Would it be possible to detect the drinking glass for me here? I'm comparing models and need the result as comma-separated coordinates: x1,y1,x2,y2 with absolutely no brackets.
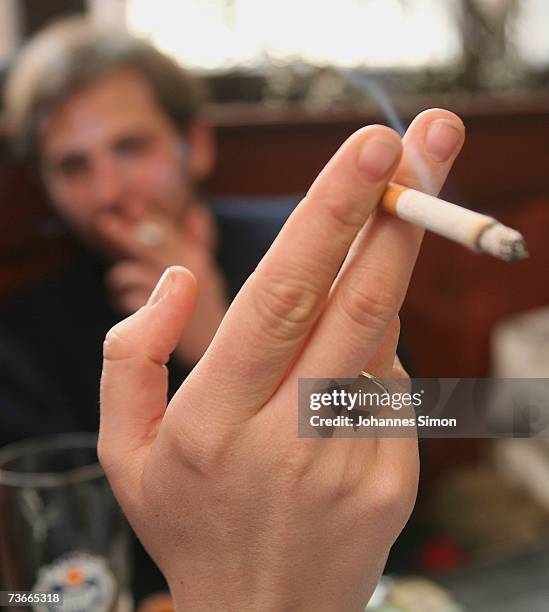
0,433,131,611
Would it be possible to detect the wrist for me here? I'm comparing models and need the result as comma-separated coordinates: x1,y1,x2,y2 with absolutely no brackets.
169,583,330,612
167,570,368,612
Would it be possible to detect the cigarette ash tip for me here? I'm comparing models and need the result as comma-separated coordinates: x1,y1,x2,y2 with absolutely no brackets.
477,223,529,262
506,236,529,262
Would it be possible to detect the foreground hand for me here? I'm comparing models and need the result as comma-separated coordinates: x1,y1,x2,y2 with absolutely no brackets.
100,109,464,611
99,204,228,364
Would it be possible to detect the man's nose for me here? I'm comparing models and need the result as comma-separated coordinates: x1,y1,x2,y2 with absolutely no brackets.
89,157,126,213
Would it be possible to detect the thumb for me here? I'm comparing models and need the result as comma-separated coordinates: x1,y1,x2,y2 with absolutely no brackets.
99,266,197,486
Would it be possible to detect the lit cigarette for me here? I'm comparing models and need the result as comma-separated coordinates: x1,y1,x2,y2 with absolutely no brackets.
135,221,165,247
381,183,528,262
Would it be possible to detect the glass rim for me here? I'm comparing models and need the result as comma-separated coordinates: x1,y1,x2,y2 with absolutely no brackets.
0,433,104,488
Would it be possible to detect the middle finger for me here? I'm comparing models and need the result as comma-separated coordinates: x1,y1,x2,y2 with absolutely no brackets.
295,108,465,379
187,124,402,416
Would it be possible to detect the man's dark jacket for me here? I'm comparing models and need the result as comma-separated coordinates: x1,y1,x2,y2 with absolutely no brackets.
0,198,296,447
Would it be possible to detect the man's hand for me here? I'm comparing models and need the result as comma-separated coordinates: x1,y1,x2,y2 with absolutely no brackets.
99,109,464,611
98,204,228,365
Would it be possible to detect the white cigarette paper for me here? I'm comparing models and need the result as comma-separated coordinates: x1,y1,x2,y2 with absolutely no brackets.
381,183,528,262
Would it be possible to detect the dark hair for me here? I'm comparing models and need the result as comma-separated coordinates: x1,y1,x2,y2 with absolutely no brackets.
4,17,206,160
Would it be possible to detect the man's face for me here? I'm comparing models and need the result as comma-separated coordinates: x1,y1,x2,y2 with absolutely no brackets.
40,68,192,251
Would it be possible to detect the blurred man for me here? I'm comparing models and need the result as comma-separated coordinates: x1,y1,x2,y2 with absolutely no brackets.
0,17,293,600
0,18,291,444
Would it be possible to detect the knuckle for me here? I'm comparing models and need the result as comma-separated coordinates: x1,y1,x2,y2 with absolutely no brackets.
393,362,412,390
371,460,419,525
327,465,363,501
103,324,134,361
371,476,405,519
186,441,229,478
321,195,367,234
268,440,317,490
284,443,317,479
96,436,116,475
168,414,233,478
337,279,399,335
278,442,361,501
252,270,323,342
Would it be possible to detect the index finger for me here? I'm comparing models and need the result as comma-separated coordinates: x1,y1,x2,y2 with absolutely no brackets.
182,125,402,417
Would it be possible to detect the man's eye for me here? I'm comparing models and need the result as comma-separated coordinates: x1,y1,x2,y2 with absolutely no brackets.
114,137,150,157
58,157,87,177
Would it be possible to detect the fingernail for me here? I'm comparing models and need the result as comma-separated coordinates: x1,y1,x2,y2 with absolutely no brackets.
147,267,173,306
358,138,400,180
425,119,463,162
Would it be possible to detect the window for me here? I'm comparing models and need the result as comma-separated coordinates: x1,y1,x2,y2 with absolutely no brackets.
511,0,549,68
124,0,463,71
86,0,549,90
